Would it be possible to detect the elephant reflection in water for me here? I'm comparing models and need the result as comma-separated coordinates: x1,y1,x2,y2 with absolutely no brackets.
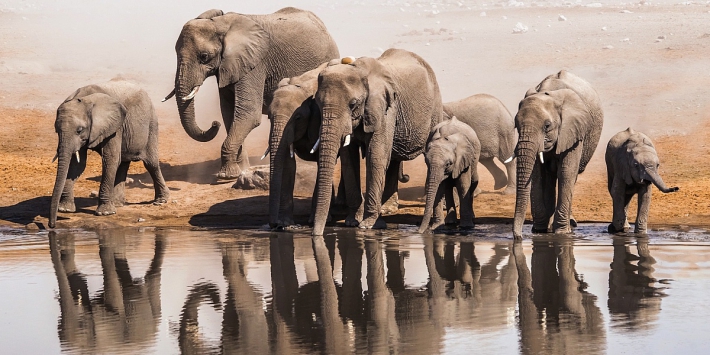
48,230,164,352
512,239,606,354
608,237,665,330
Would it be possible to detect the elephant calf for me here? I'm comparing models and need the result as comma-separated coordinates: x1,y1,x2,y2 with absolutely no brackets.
606,127,678,234
49,80,169,228
443,94,516,195
419,117,481,233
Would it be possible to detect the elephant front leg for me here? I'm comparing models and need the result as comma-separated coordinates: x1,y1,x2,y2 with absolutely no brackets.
59,149,88,213
96,140,121,216
380,161,400,216
340,144,363,227
456,170,475,229
608,178,630,234
552,147,583,234
502,157,516,195
279,155,297,227
217,70,265,180
530,160,555,233
634,184,652,234
359,139,392,230
444,179,458,226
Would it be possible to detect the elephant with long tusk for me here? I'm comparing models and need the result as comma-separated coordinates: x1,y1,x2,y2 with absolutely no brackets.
164,7,339,181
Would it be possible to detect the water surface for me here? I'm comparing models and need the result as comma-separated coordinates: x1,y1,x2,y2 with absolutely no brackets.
1,225,709,354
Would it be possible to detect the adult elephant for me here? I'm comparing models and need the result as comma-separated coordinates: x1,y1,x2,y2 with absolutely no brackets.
311,49,443,236
166,7,339,179
512,70,603,239
443,94,516,195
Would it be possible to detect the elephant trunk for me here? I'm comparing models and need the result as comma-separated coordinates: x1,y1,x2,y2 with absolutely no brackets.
646,169,679,193
419,168,445,233
513,139,538,239
268,118,289,227
312,110,347,236
49,143,71,228
175,62,220,142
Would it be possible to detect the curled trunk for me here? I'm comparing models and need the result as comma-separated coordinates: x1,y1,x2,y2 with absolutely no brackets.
175,63,220,142
419,169,445,233
268,119,288,226
513,141,538,238
647,170,678,193
49,147,71,228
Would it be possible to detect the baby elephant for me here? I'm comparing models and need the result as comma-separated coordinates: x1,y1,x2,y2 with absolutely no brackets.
49,79,169,228
419,117,481,233
606,127,678,234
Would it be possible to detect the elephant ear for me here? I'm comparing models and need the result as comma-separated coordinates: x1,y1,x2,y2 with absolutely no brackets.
362,68,395,134
554,89,591,155
451,133,476,179
83,93,126,149
196,9,224,19
218,14,269,88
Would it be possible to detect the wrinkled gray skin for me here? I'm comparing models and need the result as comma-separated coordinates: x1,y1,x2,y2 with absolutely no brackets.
513,70,604,239
49,80,169,228
267,62,361,228
168,7,339,180
311,49,443,236
606,128,678,234
419,117,481,233
443,94,516,195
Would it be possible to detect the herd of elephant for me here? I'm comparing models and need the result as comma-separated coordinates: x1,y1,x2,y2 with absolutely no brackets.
47,7,679,237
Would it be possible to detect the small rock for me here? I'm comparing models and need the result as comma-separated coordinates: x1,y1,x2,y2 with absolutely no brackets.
586,2,603,7
90,191,99,198
602,26,607,31
655,38,663,43
620,38,630,42
620,9,632,13
603,45,614,49
480,11,487,16
658,35,667,39
137,218,146,222
502,15,508,20
558,14,567,21
512,22,528,34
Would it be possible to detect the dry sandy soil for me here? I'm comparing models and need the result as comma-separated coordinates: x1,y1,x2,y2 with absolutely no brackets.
1,0,709,232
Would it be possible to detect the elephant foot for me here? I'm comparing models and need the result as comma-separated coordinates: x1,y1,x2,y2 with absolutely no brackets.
431,219,445,231
473,187,483,197
217,160,242,180
460,219,475,229
444,211,458,225
345,214,361,227
96,202,117,216
152,197,168,205
569,215,578,228
502,186,516,195
634,227,648,235
57,199,76,213
531,226,549,234
607,223,629,234
552,225,572,234
359,215,386,229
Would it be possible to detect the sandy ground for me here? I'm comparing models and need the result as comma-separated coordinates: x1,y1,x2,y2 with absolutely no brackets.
1,1,709,232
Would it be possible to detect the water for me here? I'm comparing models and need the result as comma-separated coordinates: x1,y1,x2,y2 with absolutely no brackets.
1,225,710,354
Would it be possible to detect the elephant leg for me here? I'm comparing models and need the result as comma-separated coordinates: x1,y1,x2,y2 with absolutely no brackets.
58,149,87,213
143,157,170,205
456,170,475,229
444,179,458,225
530,161,555,233
502,157,516,195
217,69,266,180
359,136,392,230
112,161,130,207
608,178,630,233
480,158,508,192
279,155,297,227
635,184,652,234
96,139,121,216
340,144,363,227
380,161,400,216
552,146,583,234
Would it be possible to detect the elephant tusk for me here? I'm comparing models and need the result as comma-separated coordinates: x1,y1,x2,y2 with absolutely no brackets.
290,144,294,158
310,138,321,154
260,146,269,160
538,152,545,164
161,89,175,102
503,154,514,164
182,86,200,101
343,134,351,147
52,153,58,163
75,151,80,163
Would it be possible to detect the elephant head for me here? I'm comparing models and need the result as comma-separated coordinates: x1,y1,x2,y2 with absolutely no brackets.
621,128,678,193
420,117,479,233
50,93,127,228
512,89,591,237
170,9,269,142
311,57,395,234
267,65,324,227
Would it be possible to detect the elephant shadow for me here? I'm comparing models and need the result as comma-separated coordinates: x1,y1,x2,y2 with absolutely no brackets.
0,196,96,226
188,195,312,228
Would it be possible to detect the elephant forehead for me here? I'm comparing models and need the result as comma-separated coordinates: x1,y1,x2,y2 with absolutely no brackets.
179,20,218,44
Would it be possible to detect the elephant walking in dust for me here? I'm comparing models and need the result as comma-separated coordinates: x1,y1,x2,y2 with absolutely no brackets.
49,80,169,228
443,93,516,195
166,7,339,180
512,70,604,238
606,127,678,234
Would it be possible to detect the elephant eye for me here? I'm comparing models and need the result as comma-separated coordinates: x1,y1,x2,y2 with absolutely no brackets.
634,162,639,166
198,52,210,64
76,127,84,134
544,120,551,130
349,99,359,111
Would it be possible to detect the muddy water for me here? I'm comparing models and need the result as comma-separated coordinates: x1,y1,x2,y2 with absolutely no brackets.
1,225,710,354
